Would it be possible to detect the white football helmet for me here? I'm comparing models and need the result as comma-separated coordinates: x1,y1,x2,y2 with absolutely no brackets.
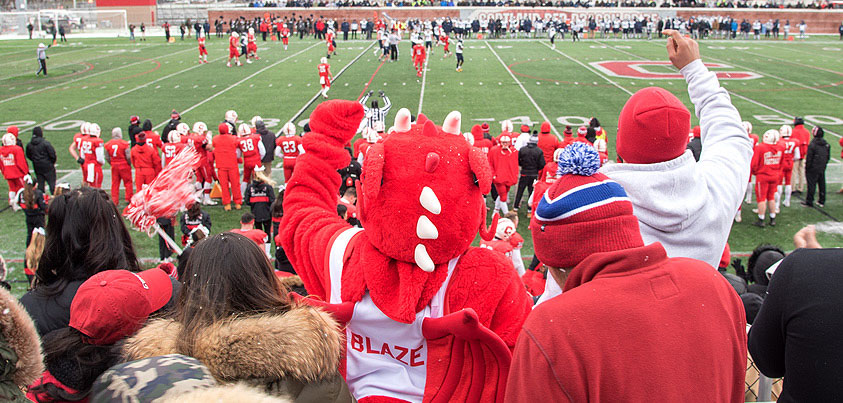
80,122,90,136
499,134,512,146
89,123,101,138
231,31,240,38
742,121,753,135
779,124,792,138
248,27,255,34
282,122,296,136
193,122,208,134
225,110,238,123
320,57,328,64
237,123,252,136
250,116,262,127
762,129,778,145
169,130,181,144
176,123,190,136
1,133,15,146
501,120,513,133
495,218,516,240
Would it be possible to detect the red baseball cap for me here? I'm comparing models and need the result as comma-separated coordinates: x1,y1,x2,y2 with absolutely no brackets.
130,116,140,125
70,269,172,345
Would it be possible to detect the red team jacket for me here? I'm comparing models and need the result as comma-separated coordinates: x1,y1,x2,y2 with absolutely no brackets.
0,145,28,179
131,144,161,175
212,133,240,169
537,132,559,166
230,228,267,246
488,145,519,186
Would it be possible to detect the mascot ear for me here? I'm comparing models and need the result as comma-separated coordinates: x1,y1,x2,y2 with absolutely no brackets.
468,147,492,194
359,142,386,220
416,113,429,126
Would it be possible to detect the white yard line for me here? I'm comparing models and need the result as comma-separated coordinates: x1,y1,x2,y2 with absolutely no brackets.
610,40,843,145
757,42,843,63
736,48,843,76
152,42,321,131
486,40,561,139
538,41,634,97
0,46,194,104
701,53,843,101
418,52,430,116
289,41,376,123
21,51,235,131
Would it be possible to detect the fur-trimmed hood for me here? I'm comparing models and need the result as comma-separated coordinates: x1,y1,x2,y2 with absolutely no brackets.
122,305,342,384
0,287,44,387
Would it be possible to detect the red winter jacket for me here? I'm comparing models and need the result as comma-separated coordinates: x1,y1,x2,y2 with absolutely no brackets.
0,145,28,179
131,144,161,175
537,132,559,166
506,243,747,403
488,145,519,187
792,124,810,159
212,133,240,169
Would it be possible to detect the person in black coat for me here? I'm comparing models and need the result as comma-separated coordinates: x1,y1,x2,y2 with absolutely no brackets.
243,170,276,249
161,110,181,144
802,126,830,207
128,116,142,147
686,126,702,161
25,126,57,194
179,202,212,246
748,233,843,402
513,133,545,210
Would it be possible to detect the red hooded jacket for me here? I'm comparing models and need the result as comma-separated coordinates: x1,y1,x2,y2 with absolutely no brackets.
506,243,747,403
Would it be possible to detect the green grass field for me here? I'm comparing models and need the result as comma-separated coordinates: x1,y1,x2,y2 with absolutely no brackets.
1,34,842,295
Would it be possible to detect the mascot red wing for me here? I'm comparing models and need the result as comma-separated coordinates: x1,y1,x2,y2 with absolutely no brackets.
281,100,531,403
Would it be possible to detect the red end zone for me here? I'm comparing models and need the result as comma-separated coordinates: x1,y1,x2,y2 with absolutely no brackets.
589,61,761,80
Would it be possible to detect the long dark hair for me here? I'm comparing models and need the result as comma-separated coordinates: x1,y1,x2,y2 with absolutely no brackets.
22,180,35,208
270,188,285,218
29,328,120,402
36,187,140,296
174,233,290,356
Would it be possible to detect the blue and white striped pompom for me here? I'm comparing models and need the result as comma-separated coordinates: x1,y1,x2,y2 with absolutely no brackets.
557,142,600,177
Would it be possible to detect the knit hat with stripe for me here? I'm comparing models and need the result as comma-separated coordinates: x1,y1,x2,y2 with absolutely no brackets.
531,142,644,268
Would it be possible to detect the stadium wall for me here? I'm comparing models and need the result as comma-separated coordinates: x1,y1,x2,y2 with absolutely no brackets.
96,0,155,24
207,7,842,34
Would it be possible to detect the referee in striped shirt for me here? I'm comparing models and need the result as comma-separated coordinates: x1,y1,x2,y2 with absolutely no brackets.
359,90,392,131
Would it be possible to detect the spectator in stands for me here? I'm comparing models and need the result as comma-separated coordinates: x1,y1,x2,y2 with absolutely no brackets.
748,225,843,402
601,30,752,269
27,268,173,402
26,126,57,194
802,126,830,208
506,143,747,402
121,233,353,402
20,187,143,337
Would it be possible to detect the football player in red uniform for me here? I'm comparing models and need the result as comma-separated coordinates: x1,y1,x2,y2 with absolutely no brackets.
227,31,242,67
69,122,90,174
317,57,332,99
274,122,302,182
162,123,188,167
197,31,208,64
237,123,265,194
412,41,426,77
189,122,217,205
80,123,105,188
246,27,259,63
104,127,133,204
326,28,337,58
776,124,799,209
280,25,290,50
751,129,784,227
440,33,450,58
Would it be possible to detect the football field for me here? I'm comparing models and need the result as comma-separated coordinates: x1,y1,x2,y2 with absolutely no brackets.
1,34,842,293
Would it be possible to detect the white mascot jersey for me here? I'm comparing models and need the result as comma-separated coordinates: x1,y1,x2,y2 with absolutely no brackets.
327,227,459,403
